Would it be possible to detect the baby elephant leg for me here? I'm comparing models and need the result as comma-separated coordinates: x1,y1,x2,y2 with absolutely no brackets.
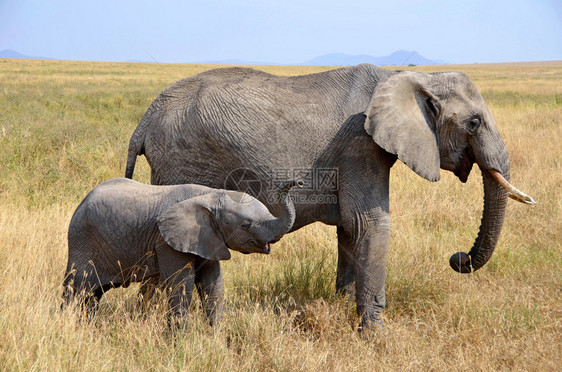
61,265,105,317
156,244,196,328
194,258,224,326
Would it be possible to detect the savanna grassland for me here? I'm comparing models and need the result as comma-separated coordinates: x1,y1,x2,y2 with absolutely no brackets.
0,58,560,371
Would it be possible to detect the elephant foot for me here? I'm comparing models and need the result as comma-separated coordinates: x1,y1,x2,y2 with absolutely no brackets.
357,315,387,337
356,296,387,336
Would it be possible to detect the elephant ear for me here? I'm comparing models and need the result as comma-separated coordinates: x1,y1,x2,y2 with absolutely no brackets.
157,194,231,261
364,71,441,182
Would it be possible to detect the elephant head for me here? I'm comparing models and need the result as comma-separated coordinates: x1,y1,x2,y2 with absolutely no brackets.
157,179,302,260
364,71,535,273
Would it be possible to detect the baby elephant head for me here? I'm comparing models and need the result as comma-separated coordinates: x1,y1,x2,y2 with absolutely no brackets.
157,180,302,261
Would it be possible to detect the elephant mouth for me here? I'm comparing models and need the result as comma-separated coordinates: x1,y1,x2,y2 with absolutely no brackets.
454,150,474,183
242,239,271,254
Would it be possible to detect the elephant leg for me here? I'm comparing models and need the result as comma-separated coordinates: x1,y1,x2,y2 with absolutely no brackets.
352,215,390,331
337,141,394,331
61,272,77,306
336,226,356,299
194,258,224,326
156,244,196,328
61,267,105,317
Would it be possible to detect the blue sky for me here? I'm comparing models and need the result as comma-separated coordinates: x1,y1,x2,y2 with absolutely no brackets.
1,0,560,64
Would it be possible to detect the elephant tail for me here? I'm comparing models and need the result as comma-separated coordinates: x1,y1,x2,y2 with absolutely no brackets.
125,107,154,179
125,136,143,179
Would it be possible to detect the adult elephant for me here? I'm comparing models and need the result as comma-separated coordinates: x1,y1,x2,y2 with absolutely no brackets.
125,64,534,330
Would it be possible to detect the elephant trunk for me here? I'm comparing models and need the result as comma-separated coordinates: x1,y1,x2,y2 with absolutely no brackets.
262,179,303,242
450,141,537,274
450,167,509,273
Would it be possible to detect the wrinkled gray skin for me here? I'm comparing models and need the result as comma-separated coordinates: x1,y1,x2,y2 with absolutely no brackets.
62,178,300,325
126,64,518,330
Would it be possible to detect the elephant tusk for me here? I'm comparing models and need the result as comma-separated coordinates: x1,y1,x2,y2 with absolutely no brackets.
488,169,536,205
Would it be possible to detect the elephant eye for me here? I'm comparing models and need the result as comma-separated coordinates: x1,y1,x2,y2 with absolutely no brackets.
241,221,252,230
468,117,481,132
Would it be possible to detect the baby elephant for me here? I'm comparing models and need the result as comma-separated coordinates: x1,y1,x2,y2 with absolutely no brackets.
62,177,301,326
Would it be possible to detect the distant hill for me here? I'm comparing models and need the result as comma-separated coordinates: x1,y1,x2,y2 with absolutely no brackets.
1,48,446,66
197,51,444,66
304,50,446,66
0,49,53,60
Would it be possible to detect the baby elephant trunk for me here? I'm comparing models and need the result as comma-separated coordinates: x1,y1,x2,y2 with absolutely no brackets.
262,179,304,243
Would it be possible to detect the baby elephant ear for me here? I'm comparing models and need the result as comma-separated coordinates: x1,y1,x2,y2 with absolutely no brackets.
157,193,231,261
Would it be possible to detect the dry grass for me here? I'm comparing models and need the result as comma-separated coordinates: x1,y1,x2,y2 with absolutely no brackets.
0,58,560,371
